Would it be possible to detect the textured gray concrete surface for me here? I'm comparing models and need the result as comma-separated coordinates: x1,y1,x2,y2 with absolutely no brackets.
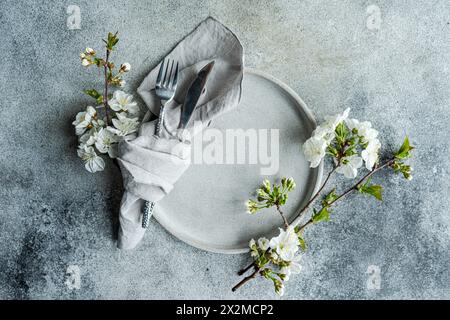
0,0,449,299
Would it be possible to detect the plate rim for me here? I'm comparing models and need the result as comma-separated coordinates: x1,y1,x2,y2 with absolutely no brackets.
153,68,324,254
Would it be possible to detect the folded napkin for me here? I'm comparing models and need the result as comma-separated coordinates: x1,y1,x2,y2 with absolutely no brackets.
117,17,244,249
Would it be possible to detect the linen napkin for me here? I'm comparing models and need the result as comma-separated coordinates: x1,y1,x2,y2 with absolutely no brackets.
117,17,244,249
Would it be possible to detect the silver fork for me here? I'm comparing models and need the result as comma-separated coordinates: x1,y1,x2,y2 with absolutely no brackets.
142,58,179,228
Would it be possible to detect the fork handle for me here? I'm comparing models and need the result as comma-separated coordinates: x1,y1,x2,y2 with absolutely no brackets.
155,103,166,136
142,201,155,228
142,103,166,228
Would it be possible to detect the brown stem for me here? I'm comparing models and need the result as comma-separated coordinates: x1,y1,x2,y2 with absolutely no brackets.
293,166,337,221
233,167,336,292
298,219,313,232
103,49,111,124
276,204,289,229
233,159,396,293
232,267,260,292
238,262,255,276
297,158,395,232
330,158,395,205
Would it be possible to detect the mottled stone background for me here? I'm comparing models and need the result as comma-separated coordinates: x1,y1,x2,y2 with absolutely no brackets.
0,0,449,299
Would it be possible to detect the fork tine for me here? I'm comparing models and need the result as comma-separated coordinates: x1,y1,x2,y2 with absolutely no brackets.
156,59,165,86
165,59,174,87
162,59,171,87
171,62,179,89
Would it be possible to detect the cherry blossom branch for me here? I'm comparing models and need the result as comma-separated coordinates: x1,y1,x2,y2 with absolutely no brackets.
293,166,337,222
233,107,414,296
297,158,395,232
236,166,336,282
276,204,290,229
233,159,395,292
232,267,261,292
103,49,111,124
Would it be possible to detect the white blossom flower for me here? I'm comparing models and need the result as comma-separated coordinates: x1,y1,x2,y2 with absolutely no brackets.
346,118,378,143
258,237,270,251
109,90,139,114
80,52,86,59
361,138,381,170
303,136,327,168
312,125,335,143
91,118,105,129
72,106,97,135
120,62,131,72
85,47,95,54
345,118,365,132
280,267,292,281
280,256,302,281
77,145,105,173
118,79,126,87
324,108,350,130
107,112,139,137
95,128,120,158
290,258,302,274
362,127,379,143
79,128,97,146
81,58,90,67
336,155,363,179
269,227,299,261
267,251,277,261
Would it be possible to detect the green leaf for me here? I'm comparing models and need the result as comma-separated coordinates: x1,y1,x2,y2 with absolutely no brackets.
273,185,280,197
358,181,383,201
278,193,288,206
322,189,338,207
335,122,348,142
261,268,275,280
326,145,338,157
256,254,269,268
395,137,414,159
106,32,119,50
93,57,105,67
344,144,357,157
298,234,307,251
84,89,101,99
312,207,330,224
391,160,413,180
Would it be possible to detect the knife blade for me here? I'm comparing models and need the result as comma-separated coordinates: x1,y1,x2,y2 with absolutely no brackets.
178,61,215,129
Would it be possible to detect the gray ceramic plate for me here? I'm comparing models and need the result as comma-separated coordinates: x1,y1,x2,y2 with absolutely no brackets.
156,69,323,254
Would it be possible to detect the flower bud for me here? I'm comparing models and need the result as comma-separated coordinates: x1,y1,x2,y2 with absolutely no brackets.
80,52,86,59
286,177,296,191
262,179,271,192
120,62,131,73
85,47,95,55
81,58,90,67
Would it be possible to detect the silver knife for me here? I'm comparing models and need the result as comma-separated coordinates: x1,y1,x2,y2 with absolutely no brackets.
141,61,215,228
178,61,215,129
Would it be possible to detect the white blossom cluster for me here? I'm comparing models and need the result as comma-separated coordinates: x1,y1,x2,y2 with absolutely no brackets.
72,91,141,172
302,108,381,179
242,109,414,296
249,226,302,296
